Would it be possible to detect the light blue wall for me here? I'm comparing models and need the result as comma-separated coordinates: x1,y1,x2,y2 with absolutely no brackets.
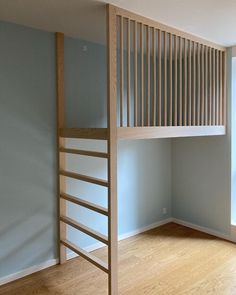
0,22,57,278
171,48,232,235
0,24,172,278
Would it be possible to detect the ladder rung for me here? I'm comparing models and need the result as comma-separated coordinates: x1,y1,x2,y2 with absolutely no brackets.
60,215,108,245
59,147,108,159
60,170,108,187
59,128,108,140
61,238,109,273
60,193,108,216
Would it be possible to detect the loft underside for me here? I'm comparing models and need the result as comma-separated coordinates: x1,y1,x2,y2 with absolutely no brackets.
60,126,225,140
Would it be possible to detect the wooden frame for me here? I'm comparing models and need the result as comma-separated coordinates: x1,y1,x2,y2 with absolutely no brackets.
56,4,227,295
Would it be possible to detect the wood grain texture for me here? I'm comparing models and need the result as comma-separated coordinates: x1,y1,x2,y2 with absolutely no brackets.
56,32,66,264
2,223,236,295
106,4,118,294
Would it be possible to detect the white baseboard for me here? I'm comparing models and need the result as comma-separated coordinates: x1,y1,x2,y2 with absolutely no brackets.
172,218,236,243
0,258,58,287
67,217,173,260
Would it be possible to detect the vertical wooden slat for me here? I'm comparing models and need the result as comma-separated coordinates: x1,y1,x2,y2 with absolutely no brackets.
164,32,167,126
205,46,208,125
184,38,187,126
188,40,192,125
223,51,227,126
120,17,124,127
56,32,67,264
179,37,182,126
127,18,130,127
152,27,156,126
216,50,219,125
197,43,201,125
140,23,144,126
209,47,212,125
219,51,223,125
147,26,150,126
174,35,178,126
134,21,137,127
192,42,196,125
212,49,216,125
169,34,173,126
158,30,162,126
201,45,205,125
106,5,118,295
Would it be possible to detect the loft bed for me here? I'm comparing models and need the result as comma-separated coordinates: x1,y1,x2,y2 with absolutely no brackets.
56,4,227,295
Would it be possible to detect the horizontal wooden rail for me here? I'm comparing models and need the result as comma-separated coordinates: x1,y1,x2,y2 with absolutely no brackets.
60,128,108,140
60,215,108,245
61,238,109,273
59,147,108,159
60,193,108,216
117,126,225,140
60,170,108,187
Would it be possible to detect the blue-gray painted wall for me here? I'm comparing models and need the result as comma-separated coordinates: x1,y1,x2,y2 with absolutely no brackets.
171,48,232,235
0,23,171,278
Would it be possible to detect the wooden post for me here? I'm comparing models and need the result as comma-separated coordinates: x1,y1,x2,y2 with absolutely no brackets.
106,5,118,295
56,32,67,264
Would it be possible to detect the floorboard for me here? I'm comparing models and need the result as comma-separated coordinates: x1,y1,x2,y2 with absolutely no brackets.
1,223,236,295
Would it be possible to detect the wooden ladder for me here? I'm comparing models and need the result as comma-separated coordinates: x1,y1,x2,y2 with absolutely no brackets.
56,10,118,293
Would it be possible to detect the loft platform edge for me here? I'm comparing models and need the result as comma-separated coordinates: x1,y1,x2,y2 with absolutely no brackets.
60,128,108,140
117,126,225,140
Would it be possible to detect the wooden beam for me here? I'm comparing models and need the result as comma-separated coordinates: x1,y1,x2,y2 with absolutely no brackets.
59,128,108,140
107,4,118,295
59,147,108,158
61,239,109,273
60,215,109,245
56,32,66,264
117,126,225,140
60,193,108,216
60,170,108,187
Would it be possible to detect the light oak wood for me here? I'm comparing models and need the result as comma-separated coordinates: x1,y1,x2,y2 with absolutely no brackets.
146,25,150,126
114,5,225,51
219,50,223,125
56,32,67,264
107,4,118,295
120,16,124,127
60,192,108,216
164,32,167,126
140,23,144,126
209,47,212,125
184,38,187,126
59,147,108,158
134,20,137,127
188,40,192,125
216,50,219,125
205,46,208,125
158,30,162,126
60,128,108,140
127,18,131,127
192,42,196,125
212,49,216,125
174,35,178,126
60,215,109,245
117,126,225,140
197,43,201,125
3,223,236,295
152,27,156,126
179,37,182,126
201,44,205,125
61,238,109,274
60,170,108,187
169,34,173,126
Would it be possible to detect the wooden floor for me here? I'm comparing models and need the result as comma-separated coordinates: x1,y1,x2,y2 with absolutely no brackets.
1,223,236,295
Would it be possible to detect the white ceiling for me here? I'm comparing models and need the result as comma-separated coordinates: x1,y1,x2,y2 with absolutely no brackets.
0,0,236,47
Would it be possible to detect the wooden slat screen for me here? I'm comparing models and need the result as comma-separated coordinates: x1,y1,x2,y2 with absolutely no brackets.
117,13,226,128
